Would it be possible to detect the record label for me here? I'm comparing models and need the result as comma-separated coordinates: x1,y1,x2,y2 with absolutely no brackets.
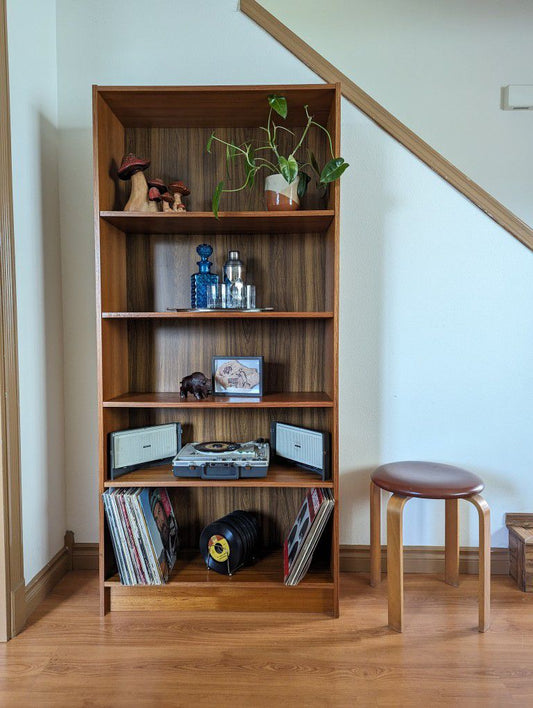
208,534,230,562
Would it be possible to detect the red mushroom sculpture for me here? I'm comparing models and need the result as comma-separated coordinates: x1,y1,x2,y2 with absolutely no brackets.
148,187,162,211
169,181,190,212
147,178,168,213
118,153,151,211
161,192,174,212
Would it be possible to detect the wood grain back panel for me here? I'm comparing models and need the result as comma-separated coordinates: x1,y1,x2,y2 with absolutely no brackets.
124,125,329,212
127,406,331,447
167,486,302,550
124,318,327,394
126,231,328,313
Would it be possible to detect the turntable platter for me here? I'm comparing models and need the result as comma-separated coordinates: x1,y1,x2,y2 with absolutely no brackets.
194,441,240,453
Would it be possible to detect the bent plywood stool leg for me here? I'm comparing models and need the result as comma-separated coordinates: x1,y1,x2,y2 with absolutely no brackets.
445,498,460,587
467,493,491,632
370,481,382,587
387,493,410,632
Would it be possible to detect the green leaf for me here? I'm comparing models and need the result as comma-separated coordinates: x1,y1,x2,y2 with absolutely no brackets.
278,154,298,184
297,171,311,200
225,143,239,177
212,180,224,219
268,94,288,119
320,157,349,184
309,150,320,176
206,131,215,153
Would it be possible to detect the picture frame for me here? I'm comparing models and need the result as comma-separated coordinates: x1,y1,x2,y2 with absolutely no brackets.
212,356,263,397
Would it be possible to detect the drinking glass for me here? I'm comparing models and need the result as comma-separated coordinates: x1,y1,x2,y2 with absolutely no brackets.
245,284,256,309
219,283,228,309
229,281,244,309
206,283,219,309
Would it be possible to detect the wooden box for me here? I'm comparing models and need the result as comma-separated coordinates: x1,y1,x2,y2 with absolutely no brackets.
506,513,533,592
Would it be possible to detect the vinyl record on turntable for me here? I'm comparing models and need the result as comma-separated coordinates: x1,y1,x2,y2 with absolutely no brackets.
194,441,240,454
199,510,259,575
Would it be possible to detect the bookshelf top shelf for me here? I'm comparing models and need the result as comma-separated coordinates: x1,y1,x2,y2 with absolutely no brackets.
96,84,337,128
100,211,335,235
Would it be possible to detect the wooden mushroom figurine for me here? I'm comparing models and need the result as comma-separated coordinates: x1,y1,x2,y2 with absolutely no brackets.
169,181,190,212
118,153,151,212
161,192,174,212
148,187,162,211
147,178,168,212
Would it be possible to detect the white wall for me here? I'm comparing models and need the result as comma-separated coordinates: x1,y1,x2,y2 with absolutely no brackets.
260,0,533,228
7,0,66,581
54,0,533,549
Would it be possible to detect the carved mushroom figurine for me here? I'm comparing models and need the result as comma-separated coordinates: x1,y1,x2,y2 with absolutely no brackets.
147,178,168,212
169,181,190,212
148,187,162,211
118,153,151,212
161,192,174,212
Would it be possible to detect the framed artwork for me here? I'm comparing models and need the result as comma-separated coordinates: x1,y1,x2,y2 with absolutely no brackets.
212,356,263,396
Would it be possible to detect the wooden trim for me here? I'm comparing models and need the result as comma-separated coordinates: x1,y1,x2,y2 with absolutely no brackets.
72,542,99,571
24,544,70,620
240,0,533,251
340,545,509,576
0,0,25,640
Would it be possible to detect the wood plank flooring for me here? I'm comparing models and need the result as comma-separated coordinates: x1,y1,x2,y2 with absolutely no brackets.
0,570,532,706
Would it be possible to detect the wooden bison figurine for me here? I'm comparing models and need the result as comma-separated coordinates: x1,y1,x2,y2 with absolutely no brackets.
179,371,211,400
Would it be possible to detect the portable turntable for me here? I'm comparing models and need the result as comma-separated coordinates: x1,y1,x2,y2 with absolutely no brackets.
172,439,269,480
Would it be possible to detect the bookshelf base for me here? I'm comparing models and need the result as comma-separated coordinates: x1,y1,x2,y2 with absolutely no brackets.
106,584,333,613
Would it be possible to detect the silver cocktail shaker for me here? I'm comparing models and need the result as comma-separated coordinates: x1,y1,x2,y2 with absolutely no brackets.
224,250,246,308
223,250,245,285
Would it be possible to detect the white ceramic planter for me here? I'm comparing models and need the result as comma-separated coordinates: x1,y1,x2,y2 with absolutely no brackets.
264,173,300,211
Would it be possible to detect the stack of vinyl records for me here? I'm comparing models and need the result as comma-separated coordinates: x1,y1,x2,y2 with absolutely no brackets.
102,488,178,585
199,510,259,575
283,488,334,586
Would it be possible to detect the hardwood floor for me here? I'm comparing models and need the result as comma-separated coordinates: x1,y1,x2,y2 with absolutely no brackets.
0,570,532,706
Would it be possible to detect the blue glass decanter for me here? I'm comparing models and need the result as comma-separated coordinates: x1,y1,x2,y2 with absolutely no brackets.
191,243,218,309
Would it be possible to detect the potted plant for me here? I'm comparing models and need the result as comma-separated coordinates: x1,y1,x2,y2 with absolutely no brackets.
207,94,348,217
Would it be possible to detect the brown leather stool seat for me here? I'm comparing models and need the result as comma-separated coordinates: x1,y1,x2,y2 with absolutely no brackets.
372,461,484,499
370,460,490,633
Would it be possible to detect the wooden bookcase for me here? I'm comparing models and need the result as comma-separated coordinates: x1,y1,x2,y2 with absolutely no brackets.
93,84,340,616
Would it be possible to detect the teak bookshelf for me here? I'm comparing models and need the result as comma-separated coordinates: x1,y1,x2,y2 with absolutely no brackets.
94,84,340,616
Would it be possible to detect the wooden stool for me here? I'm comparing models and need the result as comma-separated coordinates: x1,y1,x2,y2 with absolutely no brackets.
370,461,490,633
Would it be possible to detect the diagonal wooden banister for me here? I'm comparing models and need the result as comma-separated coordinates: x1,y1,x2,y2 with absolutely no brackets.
241,0,533,252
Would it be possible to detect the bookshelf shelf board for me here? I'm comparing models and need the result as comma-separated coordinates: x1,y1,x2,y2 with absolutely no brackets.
104,549,333,589
104,463,333,488
100,210,334,235
102,311,334,319
103,392,334,408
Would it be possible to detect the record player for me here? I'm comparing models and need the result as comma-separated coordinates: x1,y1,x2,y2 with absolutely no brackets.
172,440,270,480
